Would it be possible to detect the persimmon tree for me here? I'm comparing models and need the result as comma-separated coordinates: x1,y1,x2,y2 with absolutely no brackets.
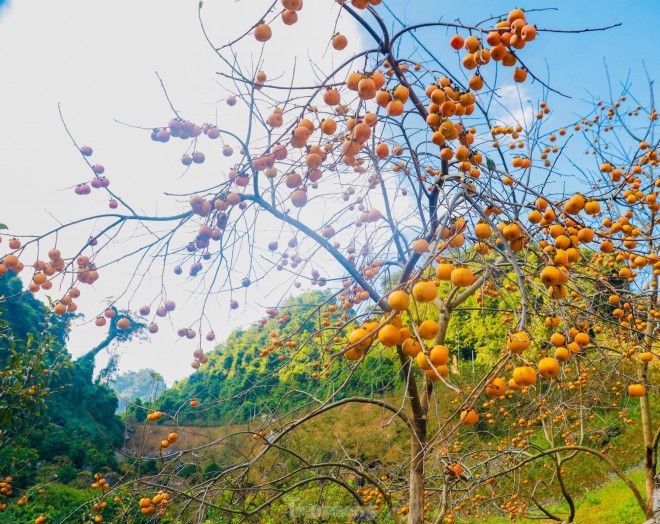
4,1,660,523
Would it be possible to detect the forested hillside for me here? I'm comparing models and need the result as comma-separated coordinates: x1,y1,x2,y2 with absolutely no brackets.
156,281,512,426
156,290,402,424
0,275,124,522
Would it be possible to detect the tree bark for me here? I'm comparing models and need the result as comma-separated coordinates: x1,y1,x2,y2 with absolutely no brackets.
402,298,451,523
408,419,426,524
393,343,427,524
648,473,660,523
641,275,658,519
639,359,657,518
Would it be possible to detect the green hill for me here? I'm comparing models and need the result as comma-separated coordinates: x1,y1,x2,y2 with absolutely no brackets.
156,290,404,425
0,274,126,522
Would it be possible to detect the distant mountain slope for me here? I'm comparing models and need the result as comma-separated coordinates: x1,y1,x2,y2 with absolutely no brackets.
112,368,166,411
156,290,403,425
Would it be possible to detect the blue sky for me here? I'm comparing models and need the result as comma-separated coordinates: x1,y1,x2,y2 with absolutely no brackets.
370,0,660,201
380,0,660,118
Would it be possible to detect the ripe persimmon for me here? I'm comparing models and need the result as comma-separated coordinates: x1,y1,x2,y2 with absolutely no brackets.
254,22,272,42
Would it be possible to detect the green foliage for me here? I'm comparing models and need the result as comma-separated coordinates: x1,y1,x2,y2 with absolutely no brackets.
0,445,38,489
257,481,361,524
455,468,647,524
0,482,89,523
0,273,124,495
0,273,67,350
203,461,222,481
130,397,148,423
177,463,201,481
31,354,124,470
156,290,403,426
0,273,646,523
0,279,70,439
154,280,512,429
56,465,78,484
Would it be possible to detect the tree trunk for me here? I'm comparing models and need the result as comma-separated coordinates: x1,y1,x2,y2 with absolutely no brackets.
408,419,426,524
403,297,453,522
395,341,428,524
639,359,657,517
648,473,660,523
641,274,658,520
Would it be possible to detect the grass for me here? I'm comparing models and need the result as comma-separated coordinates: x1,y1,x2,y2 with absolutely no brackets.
128,398,645,524
126,403,651,524
463,467,647,524
126,394,652,523
125,399,412,460
571,467,646,524
125,423,242,455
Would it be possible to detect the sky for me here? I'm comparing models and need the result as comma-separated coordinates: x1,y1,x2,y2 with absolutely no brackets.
0,0,659,385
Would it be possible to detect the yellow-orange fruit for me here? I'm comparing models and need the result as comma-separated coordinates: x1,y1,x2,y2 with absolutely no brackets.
460,409,479,425
513,366,537,386
388,290,410,311
435,263,455,281
507,332,530,354
629,384,646,397
485,377,507,397
538,357,560,378
450,267,473,287
412,281,437,303
418,320,439,340
429,345,449,366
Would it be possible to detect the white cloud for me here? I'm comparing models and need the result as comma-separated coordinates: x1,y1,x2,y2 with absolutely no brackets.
488,83,535,131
